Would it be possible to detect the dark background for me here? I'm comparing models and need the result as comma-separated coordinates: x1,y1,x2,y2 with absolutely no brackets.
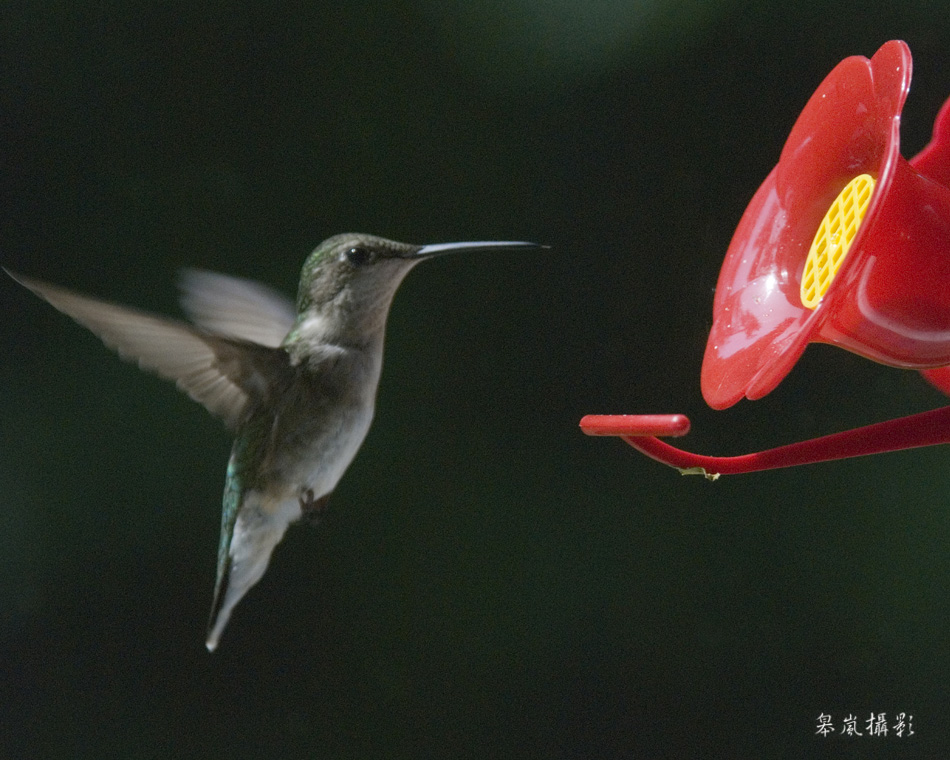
2,1,948,757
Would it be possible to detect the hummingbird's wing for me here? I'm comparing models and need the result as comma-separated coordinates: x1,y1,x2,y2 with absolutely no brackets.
178,269,296,348
7,271,289,430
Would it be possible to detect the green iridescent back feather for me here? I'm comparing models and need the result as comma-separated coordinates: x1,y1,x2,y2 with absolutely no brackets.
214,445,244,595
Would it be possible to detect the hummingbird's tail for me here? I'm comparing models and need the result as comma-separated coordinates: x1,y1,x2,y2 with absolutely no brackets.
205,497,292,652
205,453,294,652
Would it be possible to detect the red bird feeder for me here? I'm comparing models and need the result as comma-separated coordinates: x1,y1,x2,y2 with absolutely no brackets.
582,41,950,477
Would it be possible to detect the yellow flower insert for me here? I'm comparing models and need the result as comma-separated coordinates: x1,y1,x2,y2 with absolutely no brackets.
801,174,875,309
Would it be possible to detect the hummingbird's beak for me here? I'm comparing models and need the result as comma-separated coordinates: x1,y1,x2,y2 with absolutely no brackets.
409,241,547,259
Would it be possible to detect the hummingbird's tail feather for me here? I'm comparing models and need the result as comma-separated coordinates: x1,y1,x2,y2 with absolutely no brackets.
206,450,295,652
205,500,292,652
206,552,233,652
207,449,243,652
5,271,292,430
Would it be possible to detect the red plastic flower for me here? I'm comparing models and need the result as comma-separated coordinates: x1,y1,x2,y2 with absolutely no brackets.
702,40,950,409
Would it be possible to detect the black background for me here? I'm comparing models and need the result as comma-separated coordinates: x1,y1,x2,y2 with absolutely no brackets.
2,2,948,757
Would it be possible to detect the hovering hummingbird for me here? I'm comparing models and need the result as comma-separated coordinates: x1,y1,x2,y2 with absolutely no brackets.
7,233,542,651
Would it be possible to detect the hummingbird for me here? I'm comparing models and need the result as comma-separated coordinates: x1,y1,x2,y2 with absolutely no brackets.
7,233,542,651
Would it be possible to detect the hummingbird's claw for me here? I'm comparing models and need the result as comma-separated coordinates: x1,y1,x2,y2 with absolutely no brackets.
299,488,330,525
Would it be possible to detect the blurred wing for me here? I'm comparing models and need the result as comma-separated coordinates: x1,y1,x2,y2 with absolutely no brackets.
178,268,296,348
8,271,288,429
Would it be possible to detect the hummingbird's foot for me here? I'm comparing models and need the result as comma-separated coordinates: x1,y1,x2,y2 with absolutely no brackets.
299,488,330,525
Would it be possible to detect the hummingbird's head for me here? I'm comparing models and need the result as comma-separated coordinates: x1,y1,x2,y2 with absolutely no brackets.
296,234,423,321
292,233,544,346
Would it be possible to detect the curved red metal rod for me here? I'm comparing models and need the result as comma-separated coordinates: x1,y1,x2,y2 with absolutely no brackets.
580,406,950,477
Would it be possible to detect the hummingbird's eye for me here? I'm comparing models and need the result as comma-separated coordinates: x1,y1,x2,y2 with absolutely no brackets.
343,247,373,267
